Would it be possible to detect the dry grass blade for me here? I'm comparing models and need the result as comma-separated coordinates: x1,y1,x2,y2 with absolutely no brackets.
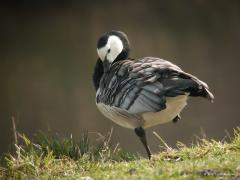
11,116,18,146
153,131,172,151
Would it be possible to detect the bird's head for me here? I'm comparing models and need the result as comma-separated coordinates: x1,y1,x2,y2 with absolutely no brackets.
97,30,130,71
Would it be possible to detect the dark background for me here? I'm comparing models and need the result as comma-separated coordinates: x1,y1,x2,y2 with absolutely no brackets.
1,1,240,156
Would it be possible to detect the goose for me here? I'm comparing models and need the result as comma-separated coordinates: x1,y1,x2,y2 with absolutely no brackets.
93,30,214,159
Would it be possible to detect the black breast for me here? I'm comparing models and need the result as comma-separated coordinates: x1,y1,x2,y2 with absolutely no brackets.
93,59,104,91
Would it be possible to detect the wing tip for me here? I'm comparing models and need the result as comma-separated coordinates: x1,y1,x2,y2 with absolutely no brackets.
205,88,214,103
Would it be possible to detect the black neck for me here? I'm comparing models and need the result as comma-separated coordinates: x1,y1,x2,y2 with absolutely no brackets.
115,49,129,62
93,58,104,91
93,50,129,91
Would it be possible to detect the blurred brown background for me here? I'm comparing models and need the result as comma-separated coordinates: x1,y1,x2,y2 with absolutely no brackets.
1,1,240,156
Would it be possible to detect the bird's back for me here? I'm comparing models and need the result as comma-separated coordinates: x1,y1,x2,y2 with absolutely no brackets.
97,57,212,110
96,57,213,128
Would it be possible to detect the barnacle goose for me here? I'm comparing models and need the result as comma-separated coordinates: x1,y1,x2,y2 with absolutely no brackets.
93,30,214,159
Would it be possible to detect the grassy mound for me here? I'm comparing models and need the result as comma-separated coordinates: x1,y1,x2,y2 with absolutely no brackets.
1,128,240,179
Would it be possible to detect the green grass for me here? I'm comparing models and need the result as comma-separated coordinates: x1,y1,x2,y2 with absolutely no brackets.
1,128,240,179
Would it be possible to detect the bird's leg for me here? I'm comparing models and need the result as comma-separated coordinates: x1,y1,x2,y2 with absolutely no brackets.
172,115,181,123
134,127,151,159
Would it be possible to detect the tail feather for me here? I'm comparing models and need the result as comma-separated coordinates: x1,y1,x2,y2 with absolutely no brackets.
203,88,214,102
178,71,214,102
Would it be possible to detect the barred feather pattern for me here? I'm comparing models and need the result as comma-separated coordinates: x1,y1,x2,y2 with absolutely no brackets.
96,57,213,115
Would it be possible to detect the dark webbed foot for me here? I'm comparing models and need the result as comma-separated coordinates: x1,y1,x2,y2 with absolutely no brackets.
172,115,181,123
134,127,151,159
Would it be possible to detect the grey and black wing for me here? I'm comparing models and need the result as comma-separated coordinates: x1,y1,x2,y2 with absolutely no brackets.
98,57,214,114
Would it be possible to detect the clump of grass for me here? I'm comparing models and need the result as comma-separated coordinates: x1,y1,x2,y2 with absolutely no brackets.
0,128,240,179
0,129,138,179
33,129,137,162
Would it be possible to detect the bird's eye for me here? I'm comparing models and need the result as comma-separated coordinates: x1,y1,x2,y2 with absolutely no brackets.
107,49,111,53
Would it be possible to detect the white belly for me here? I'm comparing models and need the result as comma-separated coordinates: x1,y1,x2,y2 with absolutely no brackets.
97,103,141,129
97,94,188,129
142,95,188,128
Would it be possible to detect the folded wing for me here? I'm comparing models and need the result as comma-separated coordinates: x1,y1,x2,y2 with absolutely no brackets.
97,57,214,114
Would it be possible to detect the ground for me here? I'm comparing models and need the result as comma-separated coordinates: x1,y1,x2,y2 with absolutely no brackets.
0,128,240,179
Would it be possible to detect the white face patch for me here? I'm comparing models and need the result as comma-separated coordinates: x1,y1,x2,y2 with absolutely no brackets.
97,35,123,63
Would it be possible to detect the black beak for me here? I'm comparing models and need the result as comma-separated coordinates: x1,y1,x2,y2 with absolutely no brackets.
103,58,111,73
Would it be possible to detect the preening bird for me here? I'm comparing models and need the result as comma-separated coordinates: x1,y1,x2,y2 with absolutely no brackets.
93,30,214,159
